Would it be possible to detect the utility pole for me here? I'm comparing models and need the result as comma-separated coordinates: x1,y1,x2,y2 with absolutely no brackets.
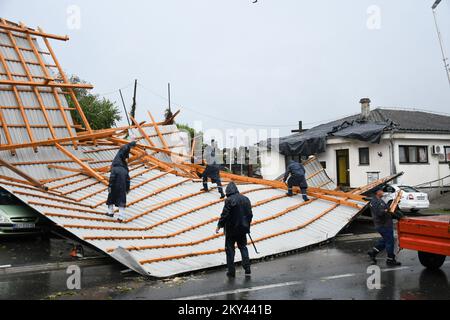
130,79,138,119
168,82,172,113
119,89,131,127
432,0,450,88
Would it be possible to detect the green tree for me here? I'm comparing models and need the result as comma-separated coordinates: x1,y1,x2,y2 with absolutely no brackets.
66,75,122,130
176,123,196,139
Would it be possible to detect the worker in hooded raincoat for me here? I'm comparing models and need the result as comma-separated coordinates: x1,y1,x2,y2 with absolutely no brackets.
201,139,225,199
283,160,309,202
216,182,253,278
106,139,137,222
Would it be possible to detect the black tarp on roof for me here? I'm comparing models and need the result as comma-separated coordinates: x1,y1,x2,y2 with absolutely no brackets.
329,120,394,144
261,108,450,156
262,118,395,156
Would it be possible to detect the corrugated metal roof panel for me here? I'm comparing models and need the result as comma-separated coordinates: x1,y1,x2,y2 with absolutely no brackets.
0,20,369,278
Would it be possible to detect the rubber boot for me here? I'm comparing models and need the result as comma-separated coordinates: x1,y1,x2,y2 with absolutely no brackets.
302,194,310,202
106,205,114,218
201,183,209,192
245,267,251,277
219,187,225,199
286,188,293,197
226,270,236,278
117,207,126,223
386,256,402,266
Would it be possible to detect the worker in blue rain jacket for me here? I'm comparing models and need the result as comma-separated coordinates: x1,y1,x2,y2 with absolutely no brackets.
367,187,402,266
201,139,225,199
283,160,309,202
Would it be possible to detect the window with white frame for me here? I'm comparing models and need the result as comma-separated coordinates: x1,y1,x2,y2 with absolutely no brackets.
399,145,429,164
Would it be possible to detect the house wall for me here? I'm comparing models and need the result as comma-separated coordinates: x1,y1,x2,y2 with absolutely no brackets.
316,138,392,188
260,133,450,190
391,134,450,187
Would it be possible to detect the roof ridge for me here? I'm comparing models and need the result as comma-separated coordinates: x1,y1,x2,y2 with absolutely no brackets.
375,107,450,117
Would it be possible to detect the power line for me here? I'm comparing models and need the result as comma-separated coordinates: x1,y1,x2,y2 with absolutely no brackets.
95,82,134,97
432,0,450,88
136,83,299,127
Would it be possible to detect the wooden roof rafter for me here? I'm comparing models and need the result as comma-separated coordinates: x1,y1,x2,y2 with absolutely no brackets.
20,22,78,149
0,20,69,41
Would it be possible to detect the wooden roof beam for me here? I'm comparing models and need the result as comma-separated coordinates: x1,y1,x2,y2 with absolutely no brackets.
0,79,94,90
55,143,108,185
0,20,69,41
0,158,47,190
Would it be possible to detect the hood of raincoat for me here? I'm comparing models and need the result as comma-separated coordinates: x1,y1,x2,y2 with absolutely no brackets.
225,182,240,197
111,142,136,168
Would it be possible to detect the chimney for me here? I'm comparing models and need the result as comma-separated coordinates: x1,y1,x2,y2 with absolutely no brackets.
359,98,371,120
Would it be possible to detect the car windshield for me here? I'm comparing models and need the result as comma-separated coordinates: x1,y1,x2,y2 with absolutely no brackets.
399,186,419,193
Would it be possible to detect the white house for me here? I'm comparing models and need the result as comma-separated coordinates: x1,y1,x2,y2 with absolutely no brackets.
260,99,450,191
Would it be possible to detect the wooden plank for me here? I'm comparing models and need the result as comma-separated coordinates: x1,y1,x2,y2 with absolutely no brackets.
0,42,50,55
0,37,36,150
189,164,366,204
4,24,58,141
127,178,190,207
0,79,93,89
47,165,87,174
129,116,155,147
148,111,169,150
27,27,77,149
162,109,181,125
139,204,338,265
62,186,270,231
40,173,81,184
77,165,154,203
0,20,69,41
0,109,15,155
0,128,123,151
101,194,289,243
55,143,107,185
13,190,93,209
39,27,93,133
389,191,403,214
0,106,75,111
0,158,46,190
0,174,39,187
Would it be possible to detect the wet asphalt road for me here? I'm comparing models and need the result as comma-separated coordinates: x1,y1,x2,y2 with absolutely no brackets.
0,220,449,300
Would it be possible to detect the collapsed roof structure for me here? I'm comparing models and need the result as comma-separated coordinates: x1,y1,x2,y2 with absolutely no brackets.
0,19,380,277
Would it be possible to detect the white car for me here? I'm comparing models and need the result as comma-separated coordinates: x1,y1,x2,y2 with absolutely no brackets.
382,184,430,213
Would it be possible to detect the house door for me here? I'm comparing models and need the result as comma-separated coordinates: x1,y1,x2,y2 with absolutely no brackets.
336,149,350,187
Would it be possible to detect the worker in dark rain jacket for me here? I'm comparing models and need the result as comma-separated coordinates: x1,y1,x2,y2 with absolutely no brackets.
202,139,225,199
106,139,137,222
367,187,402,266
283,160,309,202
216,182,253,278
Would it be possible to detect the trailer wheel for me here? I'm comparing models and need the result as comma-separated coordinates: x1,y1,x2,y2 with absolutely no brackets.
418,251,446,270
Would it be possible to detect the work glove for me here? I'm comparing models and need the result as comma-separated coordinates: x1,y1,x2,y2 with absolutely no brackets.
392,211,404,220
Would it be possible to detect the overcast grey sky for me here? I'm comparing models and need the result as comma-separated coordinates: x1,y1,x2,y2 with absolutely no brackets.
2,0,450,139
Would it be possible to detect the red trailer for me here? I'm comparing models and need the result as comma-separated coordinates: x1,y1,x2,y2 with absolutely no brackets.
398,215,450,270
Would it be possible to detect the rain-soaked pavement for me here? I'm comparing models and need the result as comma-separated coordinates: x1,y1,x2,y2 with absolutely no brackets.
0,219,449,300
